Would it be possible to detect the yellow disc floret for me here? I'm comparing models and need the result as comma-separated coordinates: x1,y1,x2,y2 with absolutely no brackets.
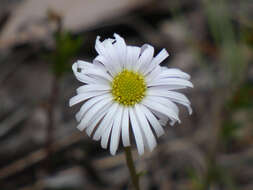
111,70,147,106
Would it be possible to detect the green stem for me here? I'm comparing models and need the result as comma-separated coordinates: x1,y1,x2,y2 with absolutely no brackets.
124,147,140,190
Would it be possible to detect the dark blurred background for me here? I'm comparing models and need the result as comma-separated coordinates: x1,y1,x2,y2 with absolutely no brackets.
0,0,253,189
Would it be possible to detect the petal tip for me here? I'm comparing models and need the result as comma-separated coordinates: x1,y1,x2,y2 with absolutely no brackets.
123,142,131,147
157,131,165,137
113,33,120,38
138,150,144,156
69,99,74,107
77,124,84,131
189,107,193,115
110,149,117,156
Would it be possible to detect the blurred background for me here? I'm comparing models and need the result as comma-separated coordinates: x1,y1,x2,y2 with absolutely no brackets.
0,0,253,189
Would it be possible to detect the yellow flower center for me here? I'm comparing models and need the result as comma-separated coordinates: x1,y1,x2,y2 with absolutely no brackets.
111,70,147,106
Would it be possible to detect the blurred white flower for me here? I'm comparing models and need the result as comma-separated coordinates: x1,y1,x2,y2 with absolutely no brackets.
69,34,193,155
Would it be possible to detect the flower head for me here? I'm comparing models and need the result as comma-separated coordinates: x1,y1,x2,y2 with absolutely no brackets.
69,34,193,155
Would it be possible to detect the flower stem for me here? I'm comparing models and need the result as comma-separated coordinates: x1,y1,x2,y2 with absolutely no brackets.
124,147,140,190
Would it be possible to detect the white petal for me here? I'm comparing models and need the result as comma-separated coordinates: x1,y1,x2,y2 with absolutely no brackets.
159,68,191,80
114,33,127,69
69,91,108,107
151,49,169,65
93,55,116,76
75,93,112,122
85,101,113,136
73,73,95,84
77,97,113,131
145,96,179,115
145,65,162,83
103,39,121,73
141,97,180,123
76,84,111,94
75,60,111,82
147,89,192,114
92,58,107,71
72,63,96,84
159,119,168,126
121,107,130,147
140,105,165,137
148,78,194,88
110,105,124,155
101,119,114,149
82,68,113,82
125,46,141,70
144,49,169,75
134,44,154,72
156,109,176,126
144,96,178,125
167,91,192,114
129,107,144,155
134,104,157,151
148,85,189,91
95,37,118,76
151,109,169,125
93,103,119,141
95,36,108,55
75,60,93,70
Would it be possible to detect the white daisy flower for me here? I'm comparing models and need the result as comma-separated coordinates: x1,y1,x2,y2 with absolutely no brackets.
69,34,193,155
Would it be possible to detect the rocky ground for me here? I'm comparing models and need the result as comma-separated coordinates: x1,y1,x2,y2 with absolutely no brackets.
0,0,253,189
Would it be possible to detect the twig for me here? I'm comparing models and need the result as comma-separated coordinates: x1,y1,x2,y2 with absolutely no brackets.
0,130,82,179
45,75,59,169
45,11,62,169
0,106,30,138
